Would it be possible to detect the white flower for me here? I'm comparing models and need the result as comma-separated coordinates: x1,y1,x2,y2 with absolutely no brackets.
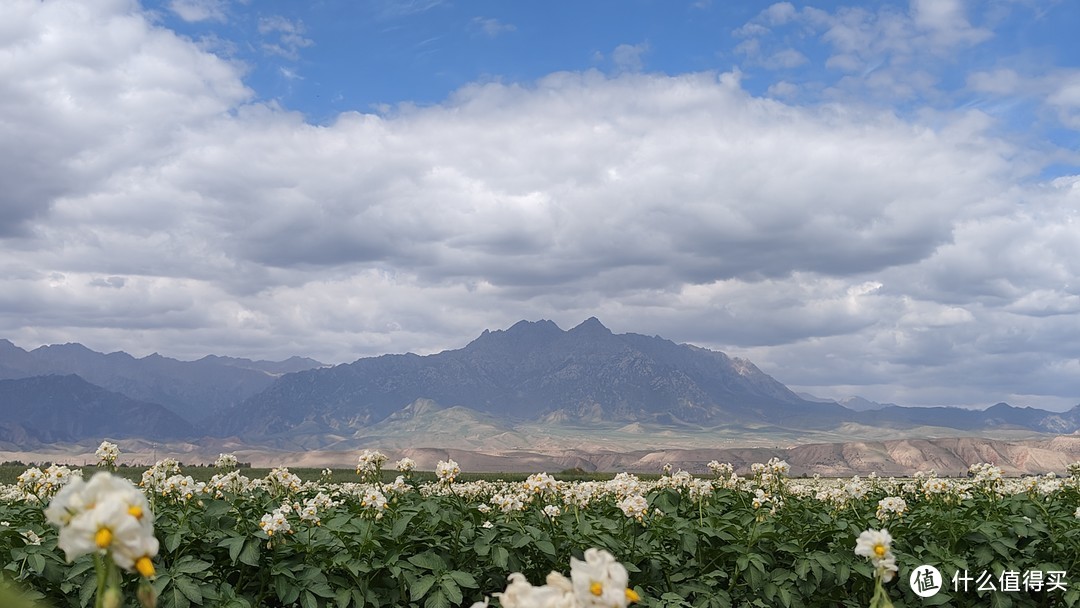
855,528,898,583
214,453,239,469
752,488,770,509
265,467,302,495
395,457,416,472
496,572,576,608
876,496,907,520
356,450,388,476
141,458,181,492
436,459,460,484
707,461,734,477
570,548,639,608
543,505,562,519
488,548,639,608
259,508,291,537
524,472,558,496
46,472,157,577
360,488,388,513
95,441,120,466
617,495,648,521
21,530,42,545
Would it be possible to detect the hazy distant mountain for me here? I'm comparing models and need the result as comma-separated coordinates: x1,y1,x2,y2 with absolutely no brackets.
0,339,325,424
196,355,327,375
855,402,1080,434
840,396,894,411
214,318,851,438
796,393,894,411
4,325,1078,449
0,375,195,443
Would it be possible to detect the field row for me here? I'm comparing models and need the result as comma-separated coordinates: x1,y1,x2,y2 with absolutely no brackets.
1,454,1079,608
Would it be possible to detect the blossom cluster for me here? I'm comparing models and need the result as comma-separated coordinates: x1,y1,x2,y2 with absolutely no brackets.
44,472,158,577
356,449,388,482
95,441,120,467
214,453,239,469
476,548,639,608
16,464,81,500
436,459,460,484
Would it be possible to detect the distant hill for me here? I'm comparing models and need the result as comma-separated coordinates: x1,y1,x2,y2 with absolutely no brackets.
0,375,195,443
0,339,324,424
213,318,855,438
3,322,1078,449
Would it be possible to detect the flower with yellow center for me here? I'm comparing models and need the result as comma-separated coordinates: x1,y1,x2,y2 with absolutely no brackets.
48,472,158,575
854,528,898,583
135,556,155,578
95,527,113,549
571,548,639,607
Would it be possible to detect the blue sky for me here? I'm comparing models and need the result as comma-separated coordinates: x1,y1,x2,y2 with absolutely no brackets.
148,0,1080,159
2,0,1080,411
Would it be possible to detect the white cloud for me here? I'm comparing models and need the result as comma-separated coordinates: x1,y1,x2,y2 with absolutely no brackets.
910,0,992,48
2,0,1078,411
967,68,1022,94
472,17,516,37
168,0,228,23
611,43,649,73
257,15,314,61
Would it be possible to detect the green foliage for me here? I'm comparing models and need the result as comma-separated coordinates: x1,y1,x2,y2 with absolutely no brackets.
2,471,1079,607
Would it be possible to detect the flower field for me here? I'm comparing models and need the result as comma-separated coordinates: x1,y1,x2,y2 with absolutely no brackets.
2,451,1079,608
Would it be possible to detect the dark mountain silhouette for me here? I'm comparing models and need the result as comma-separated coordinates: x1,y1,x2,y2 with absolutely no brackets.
0,339,324,424
0,374,195,443
3,322,1078,447
213,318,856,437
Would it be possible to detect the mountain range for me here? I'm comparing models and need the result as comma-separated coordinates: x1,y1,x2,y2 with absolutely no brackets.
1,319,1078,448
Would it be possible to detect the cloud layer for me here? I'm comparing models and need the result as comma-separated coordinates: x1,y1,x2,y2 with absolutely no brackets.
2,0,1078,411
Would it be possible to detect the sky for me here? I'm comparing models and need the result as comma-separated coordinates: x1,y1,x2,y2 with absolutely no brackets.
2,0,1079,411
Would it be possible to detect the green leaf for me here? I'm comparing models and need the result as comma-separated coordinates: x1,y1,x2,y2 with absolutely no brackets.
441,578,463,605
276,575,300,605
448,570,478,589
218,536,244,562
165,532,183,553
391,513,416,539
681,532,698,555
300,590,318,608
27,553,45,574
309,581,336,598
535,540,556,557
173,576,204,604
334,587,352,608
408,551,447,572
492,546,509,568
173,558,212,575
411,574,437,601
921,592,953,606
161,584,192,608
78,578,96,608
238,538,261,567
424,589,450,608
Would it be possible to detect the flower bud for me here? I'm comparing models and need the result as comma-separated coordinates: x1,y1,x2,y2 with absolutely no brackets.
102,587,123,608
137,581,158,608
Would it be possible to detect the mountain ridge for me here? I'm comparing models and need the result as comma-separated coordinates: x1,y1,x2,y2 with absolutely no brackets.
2,321,1078,447
0,339,325,424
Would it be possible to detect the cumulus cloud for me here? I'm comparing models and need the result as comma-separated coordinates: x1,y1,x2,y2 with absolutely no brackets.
1,0,1078,410
257,15,313,61
168,0,229,23
471,17,516,37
